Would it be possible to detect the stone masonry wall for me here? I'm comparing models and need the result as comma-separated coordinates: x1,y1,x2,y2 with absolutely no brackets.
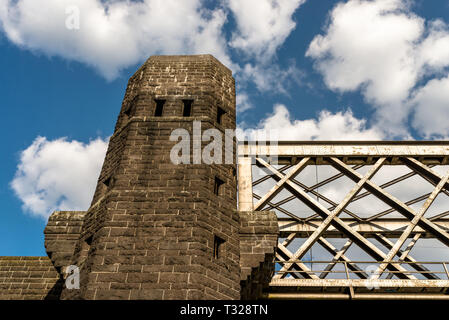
239,211,279,300
44,211,86,274
0,257,61,300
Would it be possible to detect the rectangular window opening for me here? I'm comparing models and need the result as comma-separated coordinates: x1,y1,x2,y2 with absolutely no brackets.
217,106,226,124
103,176,114,190
82,235,93,253
103,176,112,188
154,99,166,117
214,176,224,196
183,99,193,117
80,235,94,263
213,235,225,259
85,235,93,247
124,105,134,118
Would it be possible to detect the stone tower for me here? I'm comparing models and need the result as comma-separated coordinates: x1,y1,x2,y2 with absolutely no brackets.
0,55,279,300
61,55,240,300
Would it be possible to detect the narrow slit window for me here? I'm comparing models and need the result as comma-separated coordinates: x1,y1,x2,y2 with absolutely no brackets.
183,99,193,117
85,235,93,247
217,106,226,124
124,106,131,117
125,96,139,118
82,235,93,253
214,176,224,196
154,99,165,117
213,236,225,259
103,176,113,189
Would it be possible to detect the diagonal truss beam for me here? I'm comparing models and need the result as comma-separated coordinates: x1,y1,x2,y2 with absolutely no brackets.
373,234,438,280
285,177,362,220
305,166,437,222
367,193,432,221
277,239,369,280
254,157,310,210
257,201,367,278
260,163,435,223
253,164,292,186
276,234,303,279
274,158,385,277
261,165,366,221
254,164,365,221
264,165,447,223
373,167,449,278
256,157,416,280
277,243,319,279
317,238,369,279
386,234,422,280
328,157,449,247
319,239,352,279
277,233,316,279
402,157,449,191
253,192,303,221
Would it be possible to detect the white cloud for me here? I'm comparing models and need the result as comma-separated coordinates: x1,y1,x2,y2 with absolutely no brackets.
410,75,449,138
239,62,303,93
236,92,254,114
418,19,449,71
306,0,422,133
10,136,108,219
306,0,449,138
227,0,306,96
238,104,384,141
0,0,232,80
227,0,306,61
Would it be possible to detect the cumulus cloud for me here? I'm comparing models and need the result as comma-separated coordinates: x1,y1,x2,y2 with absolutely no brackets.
0,0,232,80
236,92,254,114
418,19,449,72
238,104,385,141
306,0,449,137
239,62,303,94
227,0,307,96
227,0,306,61
11,136,108,219
410,76,449,138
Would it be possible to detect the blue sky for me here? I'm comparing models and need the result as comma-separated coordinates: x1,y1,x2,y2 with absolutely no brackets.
1,0,449,256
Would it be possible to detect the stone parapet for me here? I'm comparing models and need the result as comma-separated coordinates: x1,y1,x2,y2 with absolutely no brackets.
239,211,279,300
0,257,61,300
44,211,86,272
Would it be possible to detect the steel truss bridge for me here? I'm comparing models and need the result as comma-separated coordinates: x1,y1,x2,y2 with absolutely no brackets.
238,141,449,300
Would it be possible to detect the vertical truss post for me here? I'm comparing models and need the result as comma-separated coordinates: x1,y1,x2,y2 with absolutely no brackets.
238,156,254,211
443,263,449,280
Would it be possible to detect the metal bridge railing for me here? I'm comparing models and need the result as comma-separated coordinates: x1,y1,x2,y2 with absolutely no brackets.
274,260,449,280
